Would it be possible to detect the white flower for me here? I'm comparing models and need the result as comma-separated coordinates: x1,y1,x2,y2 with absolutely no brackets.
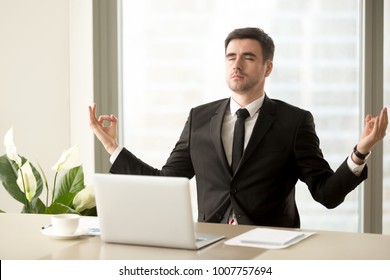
52,145,80,172
73,185,96,212
16,161,37,202
4,127,22,167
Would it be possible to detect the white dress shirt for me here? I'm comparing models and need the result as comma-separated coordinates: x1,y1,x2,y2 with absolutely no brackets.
222,95,264,167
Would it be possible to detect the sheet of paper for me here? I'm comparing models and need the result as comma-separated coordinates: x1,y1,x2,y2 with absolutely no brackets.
79,216,101,235
225,228,315,249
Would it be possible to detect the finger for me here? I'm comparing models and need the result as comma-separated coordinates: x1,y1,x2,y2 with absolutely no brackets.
375,116,386,141
89,103,98,119
371,115,386,142
89,105,99,125
98,115,115,125
375,108,385,128
90,103,96,115
365,117,376,132
380,107,388,127
88,105,93,117
377,107,388,136
110,114,118,123
365,114,373,125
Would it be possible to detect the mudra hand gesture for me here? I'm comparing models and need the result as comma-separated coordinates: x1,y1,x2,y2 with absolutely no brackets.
353,107,388,164
89,103,119,154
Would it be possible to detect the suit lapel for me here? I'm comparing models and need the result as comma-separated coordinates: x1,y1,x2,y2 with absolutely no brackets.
210,99,231,172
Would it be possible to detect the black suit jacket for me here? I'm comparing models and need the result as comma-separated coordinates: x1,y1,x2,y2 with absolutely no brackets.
110,95,367,228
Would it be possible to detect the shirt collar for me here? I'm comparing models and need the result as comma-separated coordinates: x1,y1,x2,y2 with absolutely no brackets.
229,94,265,117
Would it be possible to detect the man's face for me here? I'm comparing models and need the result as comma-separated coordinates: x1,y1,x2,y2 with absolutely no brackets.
225,38,272,95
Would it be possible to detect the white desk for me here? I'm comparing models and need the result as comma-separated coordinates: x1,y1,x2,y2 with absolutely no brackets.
1,213,389,260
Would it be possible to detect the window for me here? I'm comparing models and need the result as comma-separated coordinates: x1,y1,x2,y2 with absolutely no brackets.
120,0,387,232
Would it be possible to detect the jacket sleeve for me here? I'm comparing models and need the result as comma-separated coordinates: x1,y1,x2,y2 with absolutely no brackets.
295,111,367,209
110,112,195,179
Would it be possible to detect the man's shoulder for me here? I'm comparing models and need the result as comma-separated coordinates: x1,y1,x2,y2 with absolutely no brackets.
192,98,229,112
267,97,309,115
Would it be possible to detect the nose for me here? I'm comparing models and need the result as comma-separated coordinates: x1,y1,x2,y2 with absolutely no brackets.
233,57,242,71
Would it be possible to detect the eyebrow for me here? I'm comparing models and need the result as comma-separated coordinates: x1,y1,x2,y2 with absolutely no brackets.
225,52,257,58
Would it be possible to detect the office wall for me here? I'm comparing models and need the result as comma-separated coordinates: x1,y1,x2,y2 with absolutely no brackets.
0,0,94,212
69,0,94,193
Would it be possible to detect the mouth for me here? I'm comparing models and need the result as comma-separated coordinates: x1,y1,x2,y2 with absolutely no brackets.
231,73,244,80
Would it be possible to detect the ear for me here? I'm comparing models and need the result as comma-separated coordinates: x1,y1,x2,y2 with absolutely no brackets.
265,60,273,77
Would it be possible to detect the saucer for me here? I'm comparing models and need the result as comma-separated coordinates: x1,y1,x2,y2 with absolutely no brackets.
41,226,87,240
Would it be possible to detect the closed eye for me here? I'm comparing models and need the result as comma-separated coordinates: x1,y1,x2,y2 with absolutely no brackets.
225,53,236,61
243,53,257,61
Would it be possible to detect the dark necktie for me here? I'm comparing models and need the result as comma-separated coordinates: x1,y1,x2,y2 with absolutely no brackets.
231,108,250,173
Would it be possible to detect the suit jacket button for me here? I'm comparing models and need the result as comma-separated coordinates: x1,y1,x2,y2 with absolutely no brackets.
231,188,237,194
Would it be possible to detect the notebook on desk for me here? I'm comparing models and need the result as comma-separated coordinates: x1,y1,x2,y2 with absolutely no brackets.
93,173,224,250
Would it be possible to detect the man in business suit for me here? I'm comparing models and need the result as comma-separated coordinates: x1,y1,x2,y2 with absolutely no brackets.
89,27,388,228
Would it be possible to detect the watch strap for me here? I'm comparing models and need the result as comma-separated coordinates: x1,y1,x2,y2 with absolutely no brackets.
353,145,370,160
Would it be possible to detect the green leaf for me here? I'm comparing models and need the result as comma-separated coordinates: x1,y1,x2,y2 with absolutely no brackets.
30,161,44,201
44,202,79,214
0,155,26,204
54,166,84,200
54,192,77,207
30,198,46,214
0,154,45,212
80,207,97,216
20,197,46,214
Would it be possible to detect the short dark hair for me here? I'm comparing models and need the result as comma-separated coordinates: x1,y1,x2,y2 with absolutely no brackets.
224,27,275,62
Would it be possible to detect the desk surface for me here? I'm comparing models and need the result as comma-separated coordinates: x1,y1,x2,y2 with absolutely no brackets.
1,213,389,260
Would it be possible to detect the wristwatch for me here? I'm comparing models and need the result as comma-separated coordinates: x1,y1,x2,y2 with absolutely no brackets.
353,145,371,161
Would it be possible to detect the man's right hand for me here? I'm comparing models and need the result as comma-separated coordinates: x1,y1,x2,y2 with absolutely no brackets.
89,103,119,155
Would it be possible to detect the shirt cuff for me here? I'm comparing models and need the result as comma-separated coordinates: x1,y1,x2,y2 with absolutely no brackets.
109,145,124,164
347,153,366,176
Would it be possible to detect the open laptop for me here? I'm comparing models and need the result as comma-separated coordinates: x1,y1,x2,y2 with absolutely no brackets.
93,173,224,250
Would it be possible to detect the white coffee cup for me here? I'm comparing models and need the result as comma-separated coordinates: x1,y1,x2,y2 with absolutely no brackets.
51,214,80,235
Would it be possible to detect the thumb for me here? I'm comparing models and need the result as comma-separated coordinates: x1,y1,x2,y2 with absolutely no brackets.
110,114,118,123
